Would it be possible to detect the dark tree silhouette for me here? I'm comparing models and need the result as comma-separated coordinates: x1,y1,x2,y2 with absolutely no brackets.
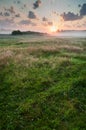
12,30,22,35
11,30,47,35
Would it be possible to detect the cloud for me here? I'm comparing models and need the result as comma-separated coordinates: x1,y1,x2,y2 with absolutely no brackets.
19,20,31,25
19,20,37,26
42,17,48,22
17,0,20,4
4,12,10,16
82,23,86,27
28,11,37,19
14,0,20,4
42,16,53,26
0,12,3,16
61,3,86,21
5,6,15,14
78,4,81,8
33,0,41,9
0,19,14,27
80,3,86,16
24,4,26,8
61,12,82,21
15,13,20,17
0,12,10,17
0,28,12,32
48,22,53,26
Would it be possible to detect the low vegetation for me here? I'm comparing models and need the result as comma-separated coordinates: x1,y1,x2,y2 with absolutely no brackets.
12,30,47,35
0,35,86,130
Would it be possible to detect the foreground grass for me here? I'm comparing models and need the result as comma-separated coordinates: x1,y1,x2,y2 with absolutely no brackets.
0,36,86,130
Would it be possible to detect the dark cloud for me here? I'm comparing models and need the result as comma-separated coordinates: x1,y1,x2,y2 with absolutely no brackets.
42,16,53,26
61,12,82,21
4,12,10,16
78,4,81,8
61,3,86,21
0,12,3,16
33,0,41,9
42,17,48,22
19,20,37,26
28,11,37,19
19,20,31,25
14,0,20,4
24,4,26,8
80,3,86,16
42,21,53,26
0,12,10,17
21,4,27,10
17,0,20,4
5,6,15,14
15,14,20,17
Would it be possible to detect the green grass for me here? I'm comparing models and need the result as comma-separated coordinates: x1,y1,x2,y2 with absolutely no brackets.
0,35,86,130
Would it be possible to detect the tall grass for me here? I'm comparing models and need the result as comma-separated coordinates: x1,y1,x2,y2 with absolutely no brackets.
0,36,86,130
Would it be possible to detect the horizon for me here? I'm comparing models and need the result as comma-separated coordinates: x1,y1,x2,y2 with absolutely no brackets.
0,0,86,34
0,30,86,37
0,29,86,35
1,29,86,34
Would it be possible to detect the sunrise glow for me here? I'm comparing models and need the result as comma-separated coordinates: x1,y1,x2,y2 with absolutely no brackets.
0,0,86,34
50,25,58,33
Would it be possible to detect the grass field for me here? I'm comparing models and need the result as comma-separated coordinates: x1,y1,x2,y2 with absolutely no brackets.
0,35,86,130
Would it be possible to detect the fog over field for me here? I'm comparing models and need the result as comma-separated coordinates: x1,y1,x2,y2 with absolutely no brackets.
55,31,86,38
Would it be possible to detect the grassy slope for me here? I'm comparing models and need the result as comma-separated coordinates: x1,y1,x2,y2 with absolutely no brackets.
0,36,86,130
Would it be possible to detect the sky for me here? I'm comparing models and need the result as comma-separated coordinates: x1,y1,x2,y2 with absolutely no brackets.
0,0,86,34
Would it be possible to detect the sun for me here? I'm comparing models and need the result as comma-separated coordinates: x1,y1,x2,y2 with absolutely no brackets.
50,25,58,33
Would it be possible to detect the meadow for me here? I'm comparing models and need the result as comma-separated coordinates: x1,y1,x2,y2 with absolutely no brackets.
0,35,86,130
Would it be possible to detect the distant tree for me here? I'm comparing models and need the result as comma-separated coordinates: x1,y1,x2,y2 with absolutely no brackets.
11,30,47,35
12,30,22,35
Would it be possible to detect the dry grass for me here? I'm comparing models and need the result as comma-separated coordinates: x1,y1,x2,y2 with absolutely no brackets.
0,36,86,130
